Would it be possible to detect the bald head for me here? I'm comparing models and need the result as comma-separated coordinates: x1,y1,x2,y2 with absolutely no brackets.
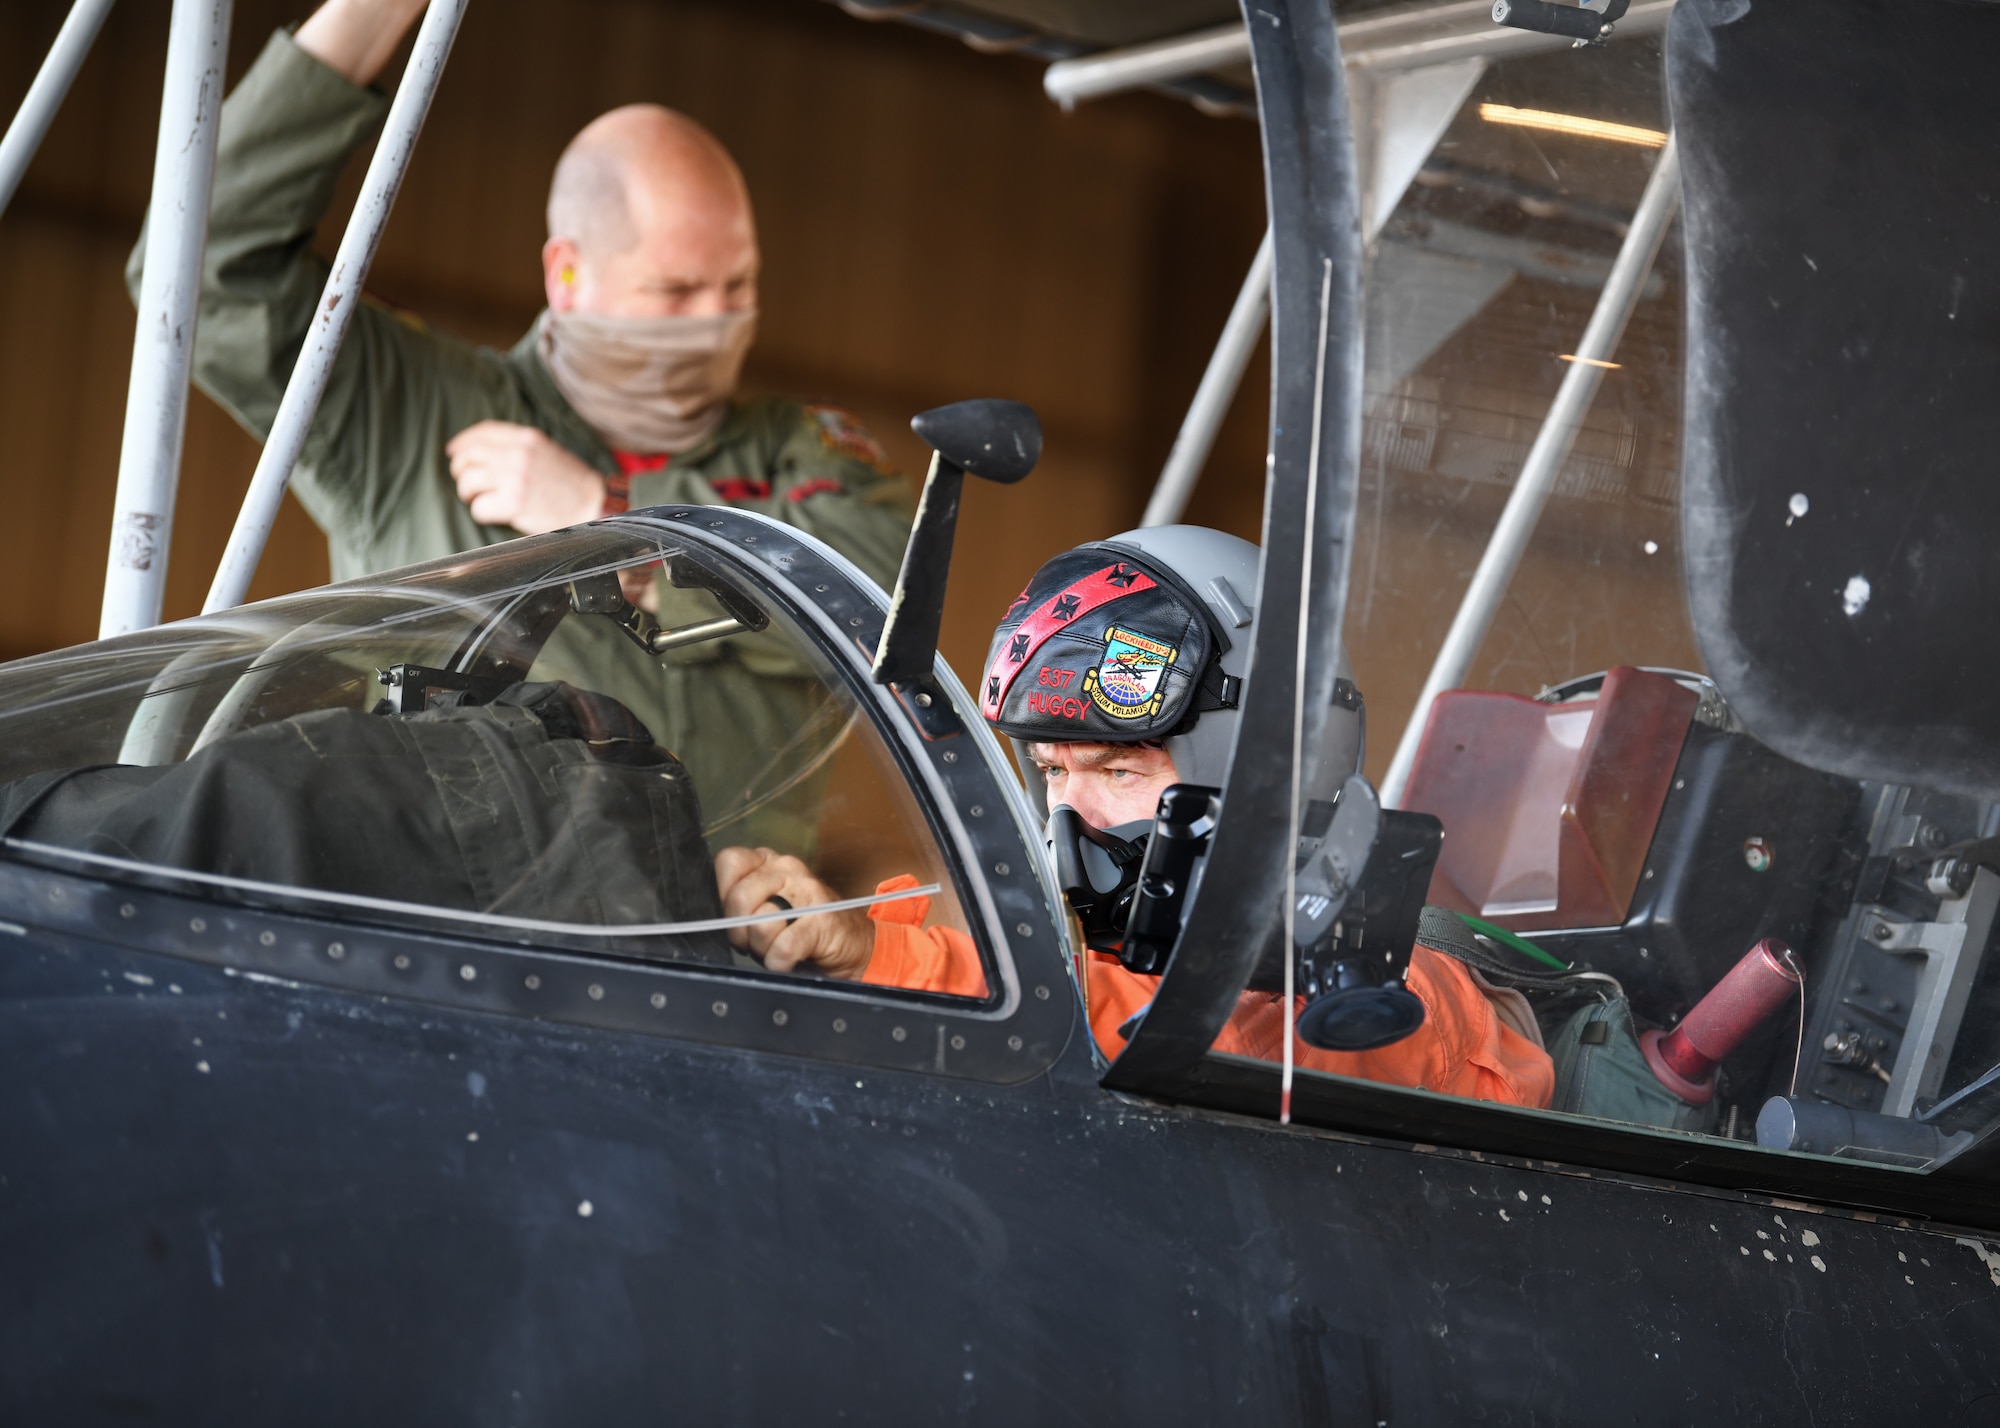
542,105,759,319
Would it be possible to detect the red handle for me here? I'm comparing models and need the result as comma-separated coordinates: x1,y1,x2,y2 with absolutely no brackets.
1641,938,1799,1105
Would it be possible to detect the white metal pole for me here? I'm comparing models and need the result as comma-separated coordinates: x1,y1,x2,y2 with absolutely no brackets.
203,0,468,615
0,0,118,223
100,0,231,639
1043,22,1248,109
1378,135,1681,807
1042,0,1678,107
1142,228,1272,528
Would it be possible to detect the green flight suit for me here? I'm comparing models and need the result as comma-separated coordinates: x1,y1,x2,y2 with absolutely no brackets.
128,30,917,861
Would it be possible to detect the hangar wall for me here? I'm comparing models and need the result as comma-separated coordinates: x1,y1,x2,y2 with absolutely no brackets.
0,0,1698,782
0,0,1265,658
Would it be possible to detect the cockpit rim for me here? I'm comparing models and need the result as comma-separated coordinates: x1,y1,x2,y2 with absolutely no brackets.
0,507,1083,1086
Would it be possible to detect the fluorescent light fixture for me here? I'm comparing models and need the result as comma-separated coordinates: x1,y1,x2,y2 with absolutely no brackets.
1479,103,1668,148
1558,354,1622,369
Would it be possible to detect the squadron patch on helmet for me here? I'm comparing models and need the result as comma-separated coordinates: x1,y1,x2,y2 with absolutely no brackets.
807,405,893,472
1083,627,1177,721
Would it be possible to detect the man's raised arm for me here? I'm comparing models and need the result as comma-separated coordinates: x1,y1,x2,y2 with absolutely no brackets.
123,1,543,571
124,0,433,444
295,0,428,86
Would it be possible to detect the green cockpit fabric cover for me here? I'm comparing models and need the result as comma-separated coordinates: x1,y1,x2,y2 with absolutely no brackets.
1549,997,1716,1136
0,682,727,962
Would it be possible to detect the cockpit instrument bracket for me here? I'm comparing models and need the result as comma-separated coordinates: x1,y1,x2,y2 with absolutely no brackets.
1492,0,1629,46
372,662,514,715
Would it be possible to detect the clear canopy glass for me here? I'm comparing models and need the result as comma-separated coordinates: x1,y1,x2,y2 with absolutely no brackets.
1306,32,2000,1182
0,523,984,995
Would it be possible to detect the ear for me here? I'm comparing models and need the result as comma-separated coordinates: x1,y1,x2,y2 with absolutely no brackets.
542,236,582,312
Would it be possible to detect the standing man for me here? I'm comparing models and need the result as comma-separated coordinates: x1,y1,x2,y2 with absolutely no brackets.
131,0,913,590
129,0,917,854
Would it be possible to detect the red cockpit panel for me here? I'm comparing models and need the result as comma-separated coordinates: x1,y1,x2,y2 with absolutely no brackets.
1401,667,1697,931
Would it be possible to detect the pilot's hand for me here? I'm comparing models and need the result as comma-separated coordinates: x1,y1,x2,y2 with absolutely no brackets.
446,421,607,535
714,846,875,979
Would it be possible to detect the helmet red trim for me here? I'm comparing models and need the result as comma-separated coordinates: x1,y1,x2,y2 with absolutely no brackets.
978,562,1157,720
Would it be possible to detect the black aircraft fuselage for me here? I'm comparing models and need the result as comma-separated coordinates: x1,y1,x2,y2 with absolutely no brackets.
7,881,1999,1423
11,0,2000,1419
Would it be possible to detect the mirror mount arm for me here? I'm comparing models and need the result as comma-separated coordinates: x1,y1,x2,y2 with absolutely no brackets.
871,399,1043,689
872,450,968,688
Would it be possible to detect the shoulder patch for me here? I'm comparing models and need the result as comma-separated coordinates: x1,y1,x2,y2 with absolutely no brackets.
806,405,894,473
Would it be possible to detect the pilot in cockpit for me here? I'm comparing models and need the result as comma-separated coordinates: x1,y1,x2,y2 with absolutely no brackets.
716,527,1556,1108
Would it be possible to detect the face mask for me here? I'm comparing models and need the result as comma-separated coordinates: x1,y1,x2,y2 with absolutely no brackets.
539,306,757,454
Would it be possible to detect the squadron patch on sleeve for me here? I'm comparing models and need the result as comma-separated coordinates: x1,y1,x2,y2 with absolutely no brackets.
807,405,894,473
1082,626,1177,721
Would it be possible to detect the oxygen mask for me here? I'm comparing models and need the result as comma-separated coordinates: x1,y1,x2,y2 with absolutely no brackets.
1048,784,1223,975
1047,805,1151,953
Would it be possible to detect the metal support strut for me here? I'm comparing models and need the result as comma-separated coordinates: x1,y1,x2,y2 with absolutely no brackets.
100,0,232,639
0,0,119,225
1043,0,1679,109
1378,134,1680,808
204,0,468,615
1043,21,1249,109
1142,229,1272,528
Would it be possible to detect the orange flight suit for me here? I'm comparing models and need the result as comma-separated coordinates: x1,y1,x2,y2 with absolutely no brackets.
861,875,1554,1108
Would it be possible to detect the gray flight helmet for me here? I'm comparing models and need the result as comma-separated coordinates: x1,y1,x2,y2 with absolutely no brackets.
1004,524,1364,815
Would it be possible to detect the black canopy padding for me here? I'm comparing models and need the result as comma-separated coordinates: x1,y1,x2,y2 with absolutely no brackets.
0,683,729,961
1670,0,2000,797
